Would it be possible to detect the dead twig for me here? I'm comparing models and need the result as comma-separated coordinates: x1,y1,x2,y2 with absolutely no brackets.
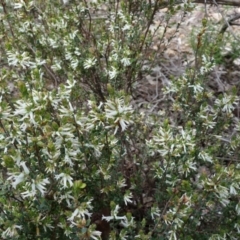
220,13,240,34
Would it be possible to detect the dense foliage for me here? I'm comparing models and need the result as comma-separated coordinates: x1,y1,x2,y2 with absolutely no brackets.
0,0,239,239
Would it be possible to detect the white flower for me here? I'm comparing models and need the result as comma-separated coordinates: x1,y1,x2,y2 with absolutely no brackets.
108,66,118,79
14,2,25,9
120,216,135,228
117,178,127,188
0,101,12,121
51,60,62,71
236,203,240,215
83,58,96,69
21,187,37,198
70,58,79,70
178,158,197,177
151,206,160,220
102,205,126,222
63,152,74,166
20,162,30,174
121,57,131,66
7,51,33,69
122,24,131,31
14,100,38,125
123,191,133,205
105,97,133,134
229,182,239,195
89,230,102,240
98,166,111,180
14,100,31,116
21,178,50,198
198,151,213,163
113,204,121,217
62,0,69,5
188,83,204,94
214,185,230,206
8,171,27,189
35,178,50,195
55,173,73,189
102,215,114,222
2,224,22,239
119,230,129,240
215,94,238,114
68,205,92,222
169,230,177,240
234,223,240,233
58,191,74,207
7,162,29,188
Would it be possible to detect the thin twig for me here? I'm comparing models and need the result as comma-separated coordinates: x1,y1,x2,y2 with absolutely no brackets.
220,13,240,34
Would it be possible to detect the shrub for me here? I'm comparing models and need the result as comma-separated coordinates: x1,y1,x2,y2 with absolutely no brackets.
0,0,239,239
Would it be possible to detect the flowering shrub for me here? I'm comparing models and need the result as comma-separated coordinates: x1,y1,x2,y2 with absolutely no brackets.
0,0,240,239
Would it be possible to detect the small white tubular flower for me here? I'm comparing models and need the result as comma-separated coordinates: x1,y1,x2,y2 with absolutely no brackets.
21,178,50,198
168,230,177,240
8,162,30,189
108,66,118,79
120,216,135,228
7,51,33,69
199,55,215,75
55,173,73,189
198,151,213,163
70,58,79,70
113,205,122,218
58,191,74,207
123,191,133,205
14,100,32,116
21,183,36,198
0,101,12,121
2,224,22,239
188,83,204,94
105,97,133,134
122,24,131,31
66,79,76,89
102,215,114,222
121,57,131,66
20,162,30,174
36,178,50,195
83,57,96,69
98,166,111,180
236,203,240,215
214,185,230,206
117,178,127,188
68,202,93,223
215,93,238,114
58,104,74,117
14,100,38,126
8,172,25,189
62,0,69,5
178,158,197,177
234,223,240,233
118,118,128,132
151,206,161,220
229,182,239,195
14,2,25,9
89,230,102,240
102,205,126,223
63,151,74,166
